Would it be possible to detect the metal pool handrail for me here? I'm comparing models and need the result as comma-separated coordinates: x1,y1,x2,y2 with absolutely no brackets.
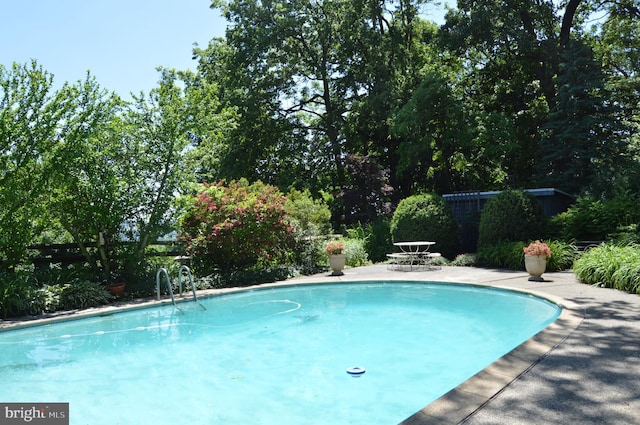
156,267,177,307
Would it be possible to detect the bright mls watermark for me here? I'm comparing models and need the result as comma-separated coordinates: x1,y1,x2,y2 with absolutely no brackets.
0,403,68,425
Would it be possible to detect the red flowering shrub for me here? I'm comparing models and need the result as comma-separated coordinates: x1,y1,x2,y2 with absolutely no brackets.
179,180,294,274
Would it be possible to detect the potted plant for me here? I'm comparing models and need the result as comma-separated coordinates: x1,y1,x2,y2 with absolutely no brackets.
523,240,552,281
106,272,126,296
107,281,126,296
326,240,346,276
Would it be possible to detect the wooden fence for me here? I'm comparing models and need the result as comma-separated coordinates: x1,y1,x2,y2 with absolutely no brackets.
26,241,184,269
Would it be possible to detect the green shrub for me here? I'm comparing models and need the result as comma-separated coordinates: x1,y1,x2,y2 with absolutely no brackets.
285,189,332,274
477,190,547,248
478,240,576,271
40,284,64,312
59,280,114,310
611,261,640,294
451,253,477,267
121,254,181,298
0,272,40,318
574,244,640,293
546,213,567,240
390,193,460,260
289,233,326,275
0,270,74,318
179,180,295,275
285,188,332,235
611,224,640,245
546,240,577,271
477,241,525,269
345,217,393,263
196,266,293,289
364,217,394,263
32,266,84,287
342,238,369,267
429,255,449,267
552,194,640,242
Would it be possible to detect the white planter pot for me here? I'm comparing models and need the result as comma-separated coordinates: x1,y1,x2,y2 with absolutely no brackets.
524,255,547,281
329,254,346,276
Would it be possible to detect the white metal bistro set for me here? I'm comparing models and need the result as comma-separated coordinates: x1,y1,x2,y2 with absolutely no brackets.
386,241,442,271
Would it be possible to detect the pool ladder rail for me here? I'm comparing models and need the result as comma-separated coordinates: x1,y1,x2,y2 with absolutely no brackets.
156,266,206,311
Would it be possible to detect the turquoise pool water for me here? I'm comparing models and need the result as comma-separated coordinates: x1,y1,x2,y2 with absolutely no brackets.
0,282,560,424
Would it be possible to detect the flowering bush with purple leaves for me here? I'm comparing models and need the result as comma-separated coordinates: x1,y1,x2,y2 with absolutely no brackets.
179,180,295,275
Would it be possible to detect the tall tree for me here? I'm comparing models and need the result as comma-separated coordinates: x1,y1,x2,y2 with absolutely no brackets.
441,0,633,194
390,69,472,193
540,40,626,195
0,62,73,268
585,1,640,193
194,36,313,189
124,69,208,261
46,75,128,278
203,0,434,194
46,70,216,280
440,0,558,188
346,15,455,197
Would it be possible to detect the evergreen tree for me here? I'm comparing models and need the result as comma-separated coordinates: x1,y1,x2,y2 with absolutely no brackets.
540,40,628,195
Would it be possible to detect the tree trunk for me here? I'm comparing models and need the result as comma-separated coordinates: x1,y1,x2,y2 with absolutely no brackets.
60,217,100,275
560,0,582,48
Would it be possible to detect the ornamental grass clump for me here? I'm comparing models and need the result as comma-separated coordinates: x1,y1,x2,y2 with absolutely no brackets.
523,240,552,258
574,244,640,293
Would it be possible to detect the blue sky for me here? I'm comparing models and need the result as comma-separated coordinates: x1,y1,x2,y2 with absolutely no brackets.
1,0,226,98
1,1,448,100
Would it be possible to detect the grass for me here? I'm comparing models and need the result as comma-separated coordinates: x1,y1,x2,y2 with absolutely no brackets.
573,243,640,294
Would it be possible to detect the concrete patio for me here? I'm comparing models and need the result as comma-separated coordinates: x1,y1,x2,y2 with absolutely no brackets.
287,264,640,424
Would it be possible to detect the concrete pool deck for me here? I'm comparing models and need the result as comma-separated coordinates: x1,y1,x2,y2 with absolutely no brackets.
2,265,639,424
288,264,639,425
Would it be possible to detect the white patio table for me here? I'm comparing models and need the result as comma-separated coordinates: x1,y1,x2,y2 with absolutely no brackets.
387,241,437,271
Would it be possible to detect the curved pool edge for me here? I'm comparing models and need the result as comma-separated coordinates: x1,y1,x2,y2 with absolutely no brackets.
398,288,584,425
0,266,585,425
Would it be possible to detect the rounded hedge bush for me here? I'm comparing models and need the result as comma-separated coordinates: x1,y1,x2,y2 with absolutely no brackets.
477,190,547,249
390,193,460,260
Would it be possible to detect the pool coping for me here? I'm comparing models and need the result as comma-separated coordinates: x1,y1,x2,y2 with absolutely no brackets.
398,289,583,424
0,266,585,425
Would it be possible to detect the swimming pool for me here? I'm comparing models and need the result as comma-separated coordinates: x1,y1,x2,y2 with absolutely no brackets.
0,282,560,424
